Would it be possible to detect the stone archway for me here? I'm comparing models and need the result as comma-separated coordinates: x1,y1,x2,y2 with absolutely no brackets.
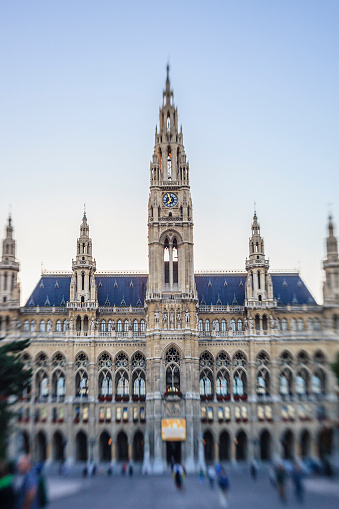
117,431,128,461
35,431,47,461
317,428,333,459
99,431,112,462
282,430,294,460
75,431,88,462
259,429,271,461
203,430,214,463
133,431,144,462
52,431,65,461
300,429,311,458
236,430,247,461
219,431,230,461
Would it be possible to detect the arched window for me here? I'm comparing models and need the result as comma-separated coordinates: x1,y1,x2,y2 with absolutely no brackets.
117,320,122,332
39,320,45,333
133,320,138,332
198,319,203,332
199,371,213,396
132,370,146,397
205,319,210,332
30,320,36,332
233,370,246,396
108,320,113,333
165,346,181,393
24,320,29,332
140,320,145,332
291,318,297,331
36,370,49,399
76,370,88,397
216,370,230,396
314,318,320,331
312,370,326,395
221,319,227,332
124,320,129,333
56,320,61,332
282,318,288,331
98,369,113,396
164,238,169,284
230,319,236,332
256,370,270,395
214,319,220,332
237,319,243,331
173,237,178,285
297,318,304,331
262,315,267,330
62,320,67,332
307,318,313,330
116,371,129,396
276,318,281,331
101,320,106,332
52,369,65,398
47,320,52,332
296,369,309,396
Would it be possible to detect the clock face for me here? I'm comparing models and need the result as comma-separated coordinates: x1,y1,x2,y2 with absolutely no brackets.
163,192,178,207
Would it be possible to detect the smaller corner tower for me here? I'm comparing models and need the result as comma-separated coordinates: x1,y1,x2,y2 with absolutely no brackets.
245,211,274,306
323,214,339,306
69,211,97,307
0,215,20,307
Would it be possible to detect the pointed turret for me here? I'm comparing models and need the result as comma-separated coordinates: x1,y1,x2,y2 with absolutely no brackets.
69,211,97,307
149,65,189,187
0,215,20,306
245,212,274,306
323,215,339,305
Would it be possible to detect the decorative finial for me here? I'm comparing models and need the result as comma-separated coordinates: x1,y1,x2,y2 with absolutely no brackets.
166,62,170,82
83,203,86,219
254,201,257,217
8,204,12,226
328,202,332,222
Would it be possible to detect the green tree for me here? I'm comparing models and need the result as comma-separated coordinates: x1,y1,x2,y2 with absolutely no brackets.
0,338,32,459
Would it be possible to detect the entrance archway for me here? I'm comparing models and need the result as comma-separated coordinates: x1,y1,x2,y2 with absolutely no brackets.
300,430,311,458
259,430,271,461
282,430,294,459
236,430,247,461
99,432,111,462
203,430,214,463
317,428,333,459
133,431,144,462
75,431,87,461
219,431,230,461
166,442,181,464
53,431,65,461
35,431,47,461
117,431,128,461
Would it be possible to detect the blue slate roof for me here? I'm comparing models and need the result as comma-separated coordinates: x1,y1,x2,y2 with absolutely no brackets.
25,272,316,308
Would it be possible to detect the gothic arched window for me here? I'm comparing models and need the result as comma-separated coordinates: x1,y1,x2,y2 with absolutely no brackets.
165,346,181,393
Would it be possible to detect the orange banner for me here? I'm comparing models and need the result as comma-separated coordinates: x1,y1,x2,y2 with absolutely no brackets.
161,418,186,441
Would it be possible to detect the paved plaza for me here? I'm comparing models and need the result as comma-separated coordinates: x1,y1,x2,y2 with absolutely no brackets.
48,466,339,509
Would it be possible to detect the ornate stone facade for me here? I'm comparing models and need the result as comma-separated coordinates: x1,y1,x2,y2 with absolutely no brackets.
1,70,338,472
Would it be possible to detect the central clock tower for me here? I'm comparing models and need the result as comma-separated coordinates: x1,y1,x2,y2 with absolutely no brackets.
145,68,200,474
146,66,196,302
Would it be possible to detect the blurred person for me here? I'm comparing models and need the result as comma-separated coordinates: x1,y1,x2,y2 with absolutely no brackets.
15,454,40,509
173,463,184,490
218,467,230,508
121,463,127,475
0,460,15,509
291,461,304,504
250,459,258,480
275,463,287,504
207,464,216,488
128,463,133,477
198,467,204,484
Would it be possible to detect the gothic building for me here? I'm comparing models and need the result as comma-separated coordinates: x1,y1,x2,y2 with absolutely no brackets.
1,70,338,471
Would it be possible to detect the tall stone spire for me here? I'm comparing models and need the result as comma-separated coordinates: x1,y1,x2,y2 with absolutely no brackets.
149,65,189,187
323,215,339,305
245,212,274,306
69,212,97,306
0,215,20,306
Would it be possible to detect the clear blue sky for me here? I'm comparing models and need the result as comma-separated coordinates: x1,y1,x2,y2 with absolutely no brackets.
0,1,338,304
